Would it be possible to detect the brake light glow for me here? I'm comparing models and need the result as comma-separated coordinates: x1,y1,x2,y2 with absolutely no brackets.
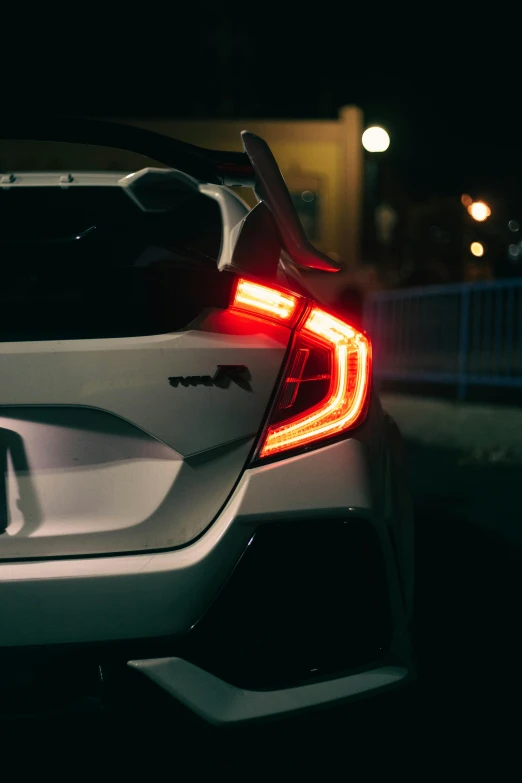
229,277,371,460
232,279,299,323
259,306,371,459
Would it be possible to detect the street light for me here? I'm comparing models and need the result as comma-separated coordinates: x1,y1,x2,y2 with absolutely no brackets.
468,201,491,222
361,126,391,263
362,126,390,153
470,241,484,257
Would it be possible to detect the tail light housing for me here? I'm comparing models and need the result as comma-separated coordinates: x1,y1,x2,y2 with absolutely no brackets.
231,279,372,462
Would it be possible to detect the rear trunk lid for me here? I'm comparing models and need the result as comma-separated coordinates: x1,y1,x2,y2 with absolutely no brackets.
0,180,289,559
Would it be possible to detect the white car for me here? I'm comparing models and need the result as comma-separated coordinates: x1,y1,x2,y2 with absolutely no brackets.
0,119,414,724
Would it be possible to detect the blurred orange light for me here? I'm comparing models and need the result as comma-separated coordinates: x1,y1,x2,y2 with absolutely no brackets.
461,193,472,207
470,242,484,257
468,201,491,221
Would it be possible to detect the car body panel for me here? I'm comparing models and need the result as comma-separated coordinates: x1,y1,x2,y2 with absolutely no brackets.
0,309,290,558
0,433,410,647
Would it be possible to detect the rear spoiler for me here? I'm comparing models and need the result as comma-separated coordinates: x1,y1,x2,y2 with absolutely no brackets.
0,118,340,273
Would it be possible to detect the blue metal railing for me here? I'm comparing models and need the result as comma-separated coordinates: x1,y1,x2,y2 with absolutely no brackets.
363,278,522,400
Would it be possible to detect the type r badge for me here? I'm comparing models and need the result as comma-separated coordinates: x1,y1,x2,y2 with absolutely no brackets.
168,365,251,391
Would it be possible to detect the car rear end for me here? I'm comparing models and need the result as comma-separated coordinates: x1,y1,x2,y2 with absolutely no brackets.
0,125,413,724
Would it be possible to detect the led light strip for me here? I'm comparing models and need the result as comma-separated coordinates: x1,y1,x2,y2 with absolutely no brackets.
228,278,371,460
233,279,299,323
260,307,371,457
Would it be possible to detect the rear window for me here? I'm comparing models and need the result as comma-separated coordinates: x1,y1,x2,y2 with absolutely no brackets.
0,184,231,341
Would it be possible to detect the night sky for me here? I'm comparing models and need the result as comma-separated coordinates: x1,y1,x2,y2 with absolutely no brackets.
130,23,515,204
7,14,517,204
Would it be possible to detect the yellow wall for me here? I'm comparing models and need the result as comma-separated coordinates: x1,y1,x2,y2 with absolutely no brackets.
118,106,363,270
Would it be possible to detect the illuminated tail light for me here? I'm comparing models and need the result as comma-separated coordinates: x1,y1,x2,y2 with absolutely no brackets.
230,278,371,461
232,278,299,323
259,306,371,459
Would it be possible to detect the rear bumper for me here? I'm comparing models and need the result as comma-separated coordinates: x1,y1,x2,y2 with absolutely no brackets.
0,435,414,722
128,515,412,724
0,653,410,726
0,533,411,722
129,658,409,725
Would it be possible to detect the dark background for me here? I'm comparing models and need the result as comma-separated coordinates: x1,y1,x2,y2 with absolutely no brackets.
10,14,517,198
10,12,514,287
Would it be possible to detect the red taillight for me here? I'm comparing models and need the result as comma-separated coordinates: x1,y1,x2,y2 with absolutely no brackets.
259,307,371,458
232,279,300,324
230,278,371,460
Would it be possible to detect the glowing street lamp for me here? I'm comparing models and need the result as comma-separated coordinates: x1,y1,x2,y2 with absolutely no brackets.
468,201,491,222
361,126,390,263
470,241,484,257
362,126,390,153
